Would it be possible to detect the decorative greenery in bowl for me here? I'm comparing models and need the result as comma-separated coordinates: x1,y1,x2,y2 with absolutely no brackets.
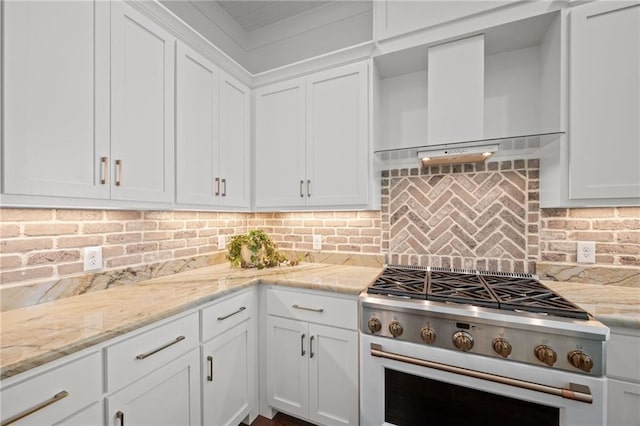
226,230,297,269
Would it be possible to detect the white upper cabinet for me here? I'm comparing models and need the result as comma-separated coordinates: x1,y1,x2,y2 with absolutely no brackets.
255,62,371,210
375,0,510,43
110,1,175,203
427,35,484,144
255,79,307,209
218,72,251,209
176,42,220,206
569,1,640,201
306,63,369,207
2,0,110,199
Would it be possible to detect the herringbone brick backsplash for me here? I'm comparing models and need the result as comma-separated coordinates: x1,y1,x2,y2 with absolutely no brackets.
382,160,540,273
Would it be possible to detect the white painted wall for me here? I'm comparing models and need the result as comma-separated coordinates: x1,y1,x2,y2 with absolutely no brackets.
378,70,428,151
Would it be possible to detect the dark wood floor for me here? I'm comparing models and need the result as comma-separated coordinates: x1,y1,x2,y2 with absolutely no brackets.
244,413,316,426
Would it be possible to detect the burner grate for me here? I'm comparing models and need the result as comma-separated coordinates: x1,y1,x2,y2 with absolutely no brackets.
367,267,427,299
482,275,589,320
427,271,499,308
368,265,591,320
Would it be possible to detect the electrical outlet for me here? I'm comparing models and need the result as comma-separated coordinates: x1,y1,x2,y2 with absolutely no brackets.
83,246,103,271
218,234,226,250
577,241,596,264
313,235,322,250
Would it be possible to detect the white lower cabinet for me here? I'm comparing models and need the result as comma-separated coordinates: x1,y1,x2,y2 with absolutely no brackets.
201,289,257,426
106,349,201,426
607,327,640,426
0,352,102,426
265,289,359,426
202,322,252,426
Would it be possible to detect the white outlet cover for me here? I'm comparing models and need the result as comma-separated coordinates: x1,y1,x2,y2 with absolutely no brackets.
83,246,103,271
313,235,322,250
218,235,226,249
577,241,596,264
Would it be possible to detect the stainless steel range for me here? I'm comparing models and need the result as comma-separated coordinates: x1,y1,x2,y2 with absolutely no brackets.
359,265,609,426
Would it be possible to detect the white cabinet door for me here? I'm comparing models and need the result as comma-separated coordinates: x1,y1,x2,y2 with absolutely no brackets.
570,1,640,200
255,79,306,209
308,324,358,426
306,62,369,207
176,42,219,206
2,0,109,199
107,349,200,426
608,378,640,426
55,403,102,426
218,72,251,209
265,316,309,418
111,1,175,203
202,322,251,426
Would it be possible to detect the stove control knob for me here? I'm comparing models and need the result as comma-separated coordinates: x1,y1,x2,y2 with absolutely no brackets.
492,338,512,358
389,321,403,338
420,327,436,344
452,331,474,352
368,318,382,334
534,345,557,367
568,350,594,373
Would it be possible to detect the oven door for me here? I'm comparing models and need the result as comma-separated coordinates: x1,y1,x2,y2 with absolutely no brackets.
360,333,606,426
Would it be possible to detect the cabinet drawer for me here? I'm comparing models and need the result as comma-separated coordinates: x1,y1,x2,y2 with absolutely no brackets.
105,312,198,392
266,288,357,330
0,352,101,426
201,289,253,342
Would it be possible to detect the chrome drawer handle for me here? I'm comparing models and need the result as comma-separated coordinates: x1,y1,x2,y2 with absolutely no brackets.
1,390,69,426
215,177,220,196
310,335,315,359
292,304,324,313
300,180,304,198
301,333,306,357
116,411,124,426
217,306,246,321
307,179,311,197
136,335,185,360
221,178,227,197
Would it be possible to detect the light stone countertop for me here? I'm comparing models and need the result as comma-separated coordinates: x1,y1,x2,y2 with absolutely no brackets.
0,262,382,380
1,263,639,381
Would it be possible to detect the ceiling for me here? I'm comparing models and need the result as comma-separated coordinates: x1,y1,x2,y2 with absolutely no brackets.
216,1,332,32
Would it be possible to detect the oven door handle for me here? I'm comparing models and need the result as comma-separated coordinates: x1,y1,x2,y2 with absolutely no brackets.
370,343,593,404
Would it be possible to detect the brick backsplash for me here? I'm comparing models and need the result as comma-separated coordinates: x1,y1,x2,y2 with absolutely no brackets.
1,180,638,293
249,211,382,254
0,209,247,286
381,160,540,273
539,207,640,266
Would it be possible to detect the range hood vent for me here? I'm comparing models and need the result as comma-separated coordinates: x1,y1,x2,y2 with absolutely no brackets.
375,132,565,168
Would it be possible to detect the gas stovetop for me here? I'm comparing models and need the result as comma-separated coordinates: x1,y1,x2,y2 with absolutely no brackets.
367,265,590,320
361,265,609,376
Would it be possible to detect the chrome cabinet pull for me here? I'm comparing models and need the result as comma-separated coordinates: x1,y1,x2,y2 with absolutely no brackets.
301,333,306,357
310,335,315,358
100,156,108,185
300,180,304,198
1,391,69,426
215,177,220,196
135,336,185,360
221,178,226,197
115,159,123,186
217,306,246,321
207,356,213,382
307,179,311,197
116,411,124,426
370,343,594,404
292,304,324,313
